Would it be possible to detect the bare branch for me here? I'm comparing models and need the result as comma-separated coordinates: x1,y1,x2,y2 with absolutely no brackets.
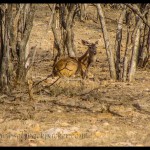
125,4,150,28
48,4,56,29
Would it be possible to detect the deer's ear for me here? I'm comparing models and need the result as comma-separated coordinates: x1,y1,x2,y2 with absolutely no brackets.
95,41,98,45
82,40,90,46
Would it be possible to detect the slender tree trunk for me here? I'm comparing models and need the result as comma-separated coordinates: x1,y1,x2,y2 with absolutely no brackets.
17,4,35,82
138,12,149,68
0,4,12,92
97,4,116,80
80,4,88,21
128,22,141,81
115,7,126,80
122,26,132,81
51,3,76,62
0,8,3,75
66,4,76,57
51,4,63,65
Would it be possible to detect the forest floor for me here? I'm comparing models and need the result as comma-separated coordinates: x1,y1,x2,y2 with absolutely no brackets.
0,4,150,146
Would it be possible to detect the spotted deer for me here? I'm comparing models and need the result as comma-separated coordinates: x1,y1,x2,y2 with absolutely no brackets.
52,40,98,79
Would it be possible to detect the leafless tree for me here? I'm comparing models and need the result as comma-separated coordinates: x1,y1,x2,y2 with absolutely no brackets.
97,3,150,81
97,4,117,80
126,4,150,81
76,4,88,22
0,4,36,92
49,3,77,67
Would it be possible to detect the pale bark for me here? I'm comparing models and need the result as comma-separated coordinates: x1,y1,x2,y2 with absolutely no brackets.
80,4,88,21
66,4,76,57
51,5,63,65
51,3,76,62
97,4,116,80
125,4,150,28
128,25,141,81
17,4,35,81
122,27,132,81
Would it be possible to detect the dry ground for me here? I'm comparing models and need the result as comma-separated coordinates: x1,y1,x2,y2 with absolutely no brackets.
0,4,150,146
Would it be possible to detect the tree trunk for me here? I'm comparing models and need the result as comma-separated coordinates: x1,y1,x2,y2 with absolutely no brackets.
0,4,35,92
122,26,132,82
0,8,3,75
0,4,12,92
51,3,76,63
97,4,116,80
80,4,88,21
51,4,64,65
128,22,141,82
115,7,126,80
17,4,35,82
66,4,76,57
138,12,149,68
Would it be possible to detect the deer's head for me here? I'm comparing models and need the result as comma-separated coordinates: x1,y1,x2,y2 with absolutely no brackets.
81,40,98,64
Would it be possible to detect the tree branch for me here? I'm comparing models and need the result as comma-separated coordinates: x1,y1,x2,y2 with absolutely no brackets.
125,4,150,28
